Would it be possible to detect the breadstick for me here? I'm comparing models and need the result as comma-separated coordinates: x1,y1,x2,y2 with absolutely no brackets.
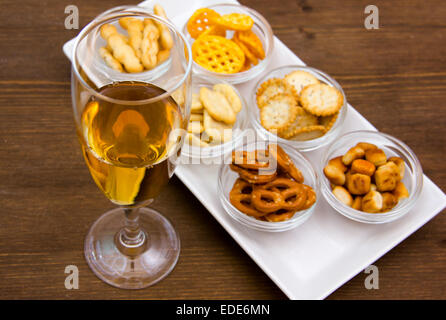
157,49,170,65
153,4,173,50
140,19,159,69
119,18,144,58
107,34,143,73
99,47,124,72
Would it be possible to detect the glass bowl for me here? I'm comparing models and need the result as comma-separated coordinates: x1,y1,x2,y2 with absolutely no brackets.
182,3,274,84
320,130,423,224
250,65,348,152
181,74,248,162
84,5,173,86
218,141,319,232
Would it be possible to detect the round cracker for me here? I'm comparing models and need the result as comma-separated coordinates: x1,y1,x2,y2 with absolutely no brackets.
260,94,298,132
319,112,339,133
284,70,320,95
256,78,297,108
300,83,343,116
287,125,326,141
279,106,319,139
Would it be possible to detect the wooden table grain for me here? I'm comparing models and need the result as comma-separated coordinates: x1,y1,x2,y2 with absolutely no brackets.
0,0,445,299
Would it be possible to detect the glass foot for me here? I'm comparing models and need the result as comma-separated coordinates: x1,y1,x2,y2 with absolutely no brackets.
84,207,180,289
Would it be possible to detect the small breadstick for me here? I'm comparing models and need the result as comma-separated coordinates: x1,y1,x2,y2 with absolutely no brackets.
107,34,143,73
141,19,159,69
100,24,118,40
121,18,144,59
99,47,124,72
153,4,173,50
157,49,170,65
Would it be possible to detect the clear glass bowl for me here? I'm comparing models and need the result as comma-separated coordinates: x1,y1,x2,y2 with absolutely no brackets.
182,3,274,84
83,5,173,86
320,130,423,224
181,75,248,162
218,141,319,232
250,65,348,152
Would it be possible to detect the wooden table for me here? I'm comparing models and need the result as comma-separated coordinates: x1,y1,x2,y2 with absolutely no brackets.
0,0,445,299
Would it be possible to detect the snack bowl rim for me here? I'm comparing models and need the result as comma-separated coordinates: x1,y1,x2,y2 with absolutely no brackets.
181,74,249,160
182,3,274,84
250,64,348,152
218,140,319,232
320,130,423,224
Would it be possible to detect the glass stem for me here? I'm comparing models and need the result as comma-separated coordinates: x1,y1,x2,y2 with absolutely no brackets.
116,207,148,257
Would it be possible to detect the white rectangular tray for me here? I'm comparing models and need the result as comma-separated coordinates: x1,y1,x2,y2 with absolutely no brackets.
64,0,446,299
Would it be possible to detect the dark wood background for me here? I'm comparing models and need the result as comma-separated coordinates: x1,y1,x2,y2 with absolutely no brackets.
0,0,445,299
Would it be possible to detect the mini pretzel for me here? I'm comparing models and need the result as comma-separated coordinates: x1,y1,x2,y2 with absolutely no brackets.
229,164,277,184
301,185,317,210
251,188,283,213
268,144,304,183
229,179,266,218
265,210,296,222
232,150,270,170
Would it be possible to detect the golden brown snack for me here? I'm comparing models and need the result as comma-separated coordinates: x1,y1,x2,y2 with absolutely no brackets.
187,120,204,134
153,4,173,50
324,164,346,186
260,95,297,132
157,49,170,65
284,70,320,95
200,87,236,124
332,186,353,207
268,144,304,183
140,19,160,69
374,161,400,192
352,196,363,211
356,142,378,152
213,83,242,113
351,159,376,176
99,47,124,72
230,178,266,218
186,132,208,147
300,83,343,116
121,18,144,58
203,109,233,143
329,156,348,173
279,107,319,139
393,181,409,200
107,34,144,73
342,146,365,166
381,192,398,212
365,148,387,167
362,190,383,213
191,93,203,113
388,157,405,180
286,125,326,141
229,164,277,184
346,173,371,195
256,78,297,108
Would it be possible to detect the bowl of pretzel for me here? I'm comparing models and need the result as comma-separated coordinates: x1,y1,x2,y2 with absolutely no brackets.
321,130,423,224
251,65,348,152
218,141,319,232
183,3,274,84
